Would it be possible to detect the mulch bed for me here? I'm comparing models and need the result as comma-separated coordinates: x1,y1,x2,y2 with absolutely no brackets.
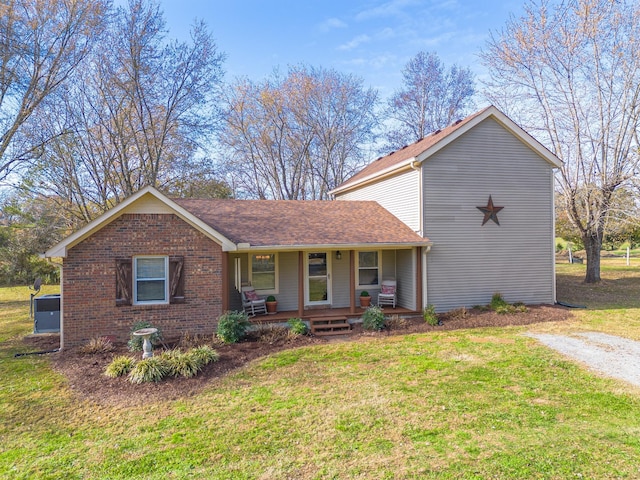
21,305,572,407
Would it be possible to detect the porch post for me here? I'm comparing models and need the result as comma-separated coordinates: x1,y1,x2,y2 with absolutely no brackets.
350,250,356,314
416,247,423,311
298,251,304,317
222,252,229,312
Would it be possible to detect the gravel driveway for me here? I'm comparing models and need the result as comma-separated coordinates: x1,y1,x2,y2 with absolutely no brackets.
526,332,640,388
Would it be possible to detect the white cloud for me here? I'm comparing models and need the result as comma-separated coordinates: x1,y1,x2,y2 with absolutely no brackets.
379,27,395,39
338,34,372,51
355,0,423,21
317,18,348,33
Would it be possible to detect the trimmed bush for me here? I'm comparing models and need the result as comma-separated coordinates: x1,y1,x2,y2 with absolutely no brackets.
287,317,308,335
128,357,168,384
386,314,410,330
423,304,438,326
190,345,220,367
362,305,385,331
177,332,210,349
79,336,114,354
254,324,291,344
217,310,250,344
490,292,508,311
105,355,136,378
127,321,163,352
161,349,200,378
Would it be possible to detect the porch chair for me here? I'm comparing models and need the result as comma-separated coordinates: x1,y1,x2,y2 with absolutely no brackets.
377,279,397,308
241,286,267,316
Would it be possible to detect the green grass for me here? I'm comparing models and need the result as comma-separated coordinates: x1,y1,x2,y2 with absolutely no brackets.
3,272,640,478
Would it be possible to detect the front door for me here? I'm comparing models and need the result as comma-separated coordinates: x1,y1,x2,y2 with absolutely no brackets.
305,252,331,306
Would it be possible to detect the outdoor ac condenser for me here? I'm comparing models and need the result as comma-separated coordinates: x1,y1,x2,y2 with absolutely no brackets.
34,294,61,333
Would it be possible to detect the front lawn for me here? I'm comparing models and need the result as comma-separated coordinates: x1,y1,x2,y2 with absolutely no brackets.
2,267,640,479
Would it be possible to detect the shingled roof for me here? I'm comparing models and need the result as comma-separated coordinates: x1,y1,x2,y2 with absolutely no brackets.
332,105,561,195
173,198,429,249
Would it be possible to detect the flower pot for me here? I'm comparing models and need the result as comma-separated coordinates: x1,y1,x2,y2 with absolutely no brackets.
360,296,371,308
266,301,277,314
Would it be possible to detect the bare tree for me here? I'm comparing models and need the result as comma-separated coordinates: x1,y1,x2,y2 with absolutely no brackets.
481,0,640,283
29,0,226,222
0,0,107,180
220,66,378,199
383,51,475,152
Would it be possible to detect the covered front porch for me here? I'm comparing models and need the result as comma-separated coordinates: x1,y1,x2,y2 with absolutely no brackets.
224,247,427,319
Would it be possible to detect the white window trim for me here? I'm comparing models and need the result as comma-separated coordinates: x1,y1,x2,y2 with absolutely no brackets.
133,255,169,305
248,252,279,295
355,250,381,289
304,251,332,306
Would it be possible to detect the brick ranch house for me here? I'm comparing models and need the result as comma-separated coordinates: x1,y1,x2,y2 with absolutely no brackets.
44,106,562,349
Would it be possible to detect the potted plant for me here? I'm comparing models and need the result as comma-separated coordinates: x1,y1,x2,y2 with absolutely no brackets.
266,295,277,314
359,290,371,308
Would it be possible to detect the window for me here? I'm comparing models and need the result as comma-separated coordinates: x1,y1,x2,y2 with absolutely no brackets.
115,256,184,306
250,253,277,293
134,256,169,304
357,251,380,288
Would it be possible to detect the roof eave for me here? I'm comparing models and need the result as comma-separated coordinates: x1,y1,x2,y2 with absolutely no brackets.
44,186,237,258
413,106,562,168
330,160,417,196
236,241,432,252
333,106,562,196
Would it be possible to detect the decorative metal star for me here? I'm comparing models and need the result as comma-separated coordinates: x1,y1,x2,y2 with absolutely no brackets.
476,195,504,226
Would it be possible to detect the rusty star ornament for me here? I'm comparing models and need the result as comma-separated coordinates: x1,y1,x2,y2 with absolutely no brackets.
476,195,504,226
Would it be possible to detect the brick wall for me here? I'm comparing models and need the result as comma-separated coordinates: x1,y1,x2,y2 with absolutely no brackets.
62,214,223,348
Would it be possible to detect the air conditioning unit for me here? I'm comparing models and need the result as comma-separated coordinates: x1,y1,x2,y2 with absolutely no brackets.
34,294,60,333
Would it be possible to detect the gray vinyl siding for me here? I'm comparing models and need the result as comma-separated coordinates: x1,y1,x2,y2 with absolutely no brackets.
336,169,421,233
424,117,555,311
331,253,350,308
277,251,299,311
396,249,416,310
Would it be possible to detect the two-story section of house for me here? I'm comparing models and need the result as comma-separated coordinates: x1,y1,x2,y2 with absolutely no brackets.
332,106,562,311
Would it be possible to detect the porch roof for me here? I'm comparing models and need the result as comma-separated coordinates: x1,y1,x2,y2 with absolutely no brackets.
173,198,430,250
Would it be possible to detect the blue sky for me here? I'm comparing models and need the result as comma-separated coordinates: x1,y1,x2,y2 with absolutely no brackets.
156,0,526,101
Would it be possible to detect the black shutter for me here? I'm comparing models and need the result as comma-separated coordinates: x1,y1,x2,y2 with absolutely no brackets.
115,258,132,306
169,256,185,304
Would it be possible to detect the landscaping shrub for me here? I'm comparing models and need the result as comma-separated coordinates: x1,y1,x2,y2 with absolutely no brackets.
362,305,385,331
254,324,291,344
287,317,308,335
190,345,220,367
423,304,438,325
79,336,114,354
128,357,168,384
177,332,210,349
490,292,508,311
489,293,529,314
513,302,528,313
495,302,529,315
127,321,163,352
386,314,410,330
161,349,200,378
216,310,250,344
104,355,136,378
447,307,468,320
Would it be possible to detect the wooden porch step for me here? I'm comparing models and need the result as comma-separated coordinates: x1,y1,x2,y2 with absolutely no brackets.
309,316,351,336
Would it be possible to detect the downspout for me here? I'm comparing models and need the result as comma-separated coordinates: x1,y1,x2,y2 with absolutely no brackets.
411,160,428,310
551,170,557,304
410,160,424,237
41,256,64,351
423,245,431,310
